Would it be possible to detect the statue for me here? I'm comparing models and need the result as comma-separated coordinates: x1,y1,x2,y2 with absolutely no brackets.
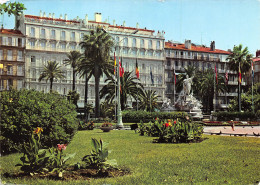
183,75,193,95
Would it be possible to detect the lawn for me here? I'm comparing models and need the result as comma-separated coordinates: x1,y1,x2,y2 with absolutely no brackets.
1,129,260,185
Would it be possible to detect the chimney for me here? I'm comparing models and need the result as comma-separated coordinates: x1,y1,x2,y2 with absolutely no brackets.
52,13,55,19
49,13,52,18
84,14,88,25
136,22,139,28
43,12,46,17
40,10,42,17
123,21,126,27
76,16,79,21
210,41,215,51
60,14,63,19
65,14,68,21
95,12,102,22
113,20,115,26
185,40,191,49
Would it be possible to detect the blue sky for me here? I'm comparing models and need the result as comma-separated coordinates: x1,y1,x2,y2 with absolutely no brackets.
1,0,260,56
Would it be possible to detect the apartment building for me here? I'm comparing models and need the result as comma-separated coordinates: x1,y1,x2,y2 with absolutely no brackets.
16,11,165,106
0,29,25,91
164,40,238,110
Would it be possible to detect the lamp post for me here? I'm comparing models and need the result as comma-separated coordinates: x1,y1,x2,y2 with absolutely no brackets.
102,28,138,129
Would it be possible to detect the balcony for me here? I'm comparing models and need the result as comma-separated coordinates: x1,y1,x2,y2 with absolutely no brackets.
7,71,13,75
70,37,76,42
40,34,46,39
60,36,66,41
50,35,56,40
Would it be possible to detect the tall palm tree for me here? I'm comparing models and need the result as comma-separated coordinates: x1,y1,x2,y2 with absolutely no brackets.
199,69,226,113
226,44,252,112
64,50,82,91
80,27,114,118
38,61,65,92
100,71,143,110
138,89,159,112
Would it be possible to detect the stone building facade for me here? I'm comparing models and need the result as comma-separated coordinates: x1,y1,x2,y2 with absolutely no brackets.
0,29,25,91
16,12,165,106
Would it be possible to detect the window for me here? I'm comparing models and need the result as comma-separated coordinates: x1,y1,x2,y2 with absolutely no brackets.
221,64,224,70
71,32,75,41
123,37,128,47
51,29,56,39
7,65,13,75
61,31,65,40
148,40,152,49
123,48,128,54
132,48,137,55
61,43,66,50
132,38,136,47
156,41,161,49
70,44,76,50
8,37,12,46
175,60,178,67
51,42,56,49
167,60,171,66
30,40,35,47
155,51,161,57
140,49,145,56
116,36,119,43
142,63,145,72
7,50,12,60
7,79,13,90
80,33,84,41
17,80,23,90
41,29,45,38
148,50,153,56
17,65,23,76
18,51,23,61
40,41,46,48
31,56,36,62
208,63,211,68
140,39,144,48
18,38,22,47
0,79,4,90
30,27,35,37
0,50,3,60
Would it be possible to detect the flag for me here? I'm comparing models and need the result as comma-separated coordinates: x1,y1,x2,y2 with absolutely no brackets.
239,65,242,84
119,57,123,77
114,52,116,75
215,64,218,84
150,67,154,85
121,57,124,76
225,71,228,84
252,61,254,78
135,58,139,79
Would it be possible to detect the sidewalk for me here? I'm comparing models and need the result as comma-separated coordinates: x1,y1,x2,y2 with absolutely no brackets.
203,126,260,137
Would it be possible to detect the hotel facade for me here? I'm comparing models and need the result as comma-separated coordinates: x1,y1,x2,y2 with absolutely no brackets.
15,12,165,106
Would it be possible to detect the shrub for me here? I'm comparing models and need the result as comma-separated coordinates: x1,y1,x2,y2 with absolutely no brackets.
78,121,95,130
138,119,203,143
0,89,78,155
212,111,257,121
122,110,189,123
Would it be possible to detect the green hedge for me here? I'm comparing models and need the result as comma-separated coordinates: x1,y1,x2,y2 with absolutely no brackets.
212,111,258,121
122,110,189,123
0,89,78,155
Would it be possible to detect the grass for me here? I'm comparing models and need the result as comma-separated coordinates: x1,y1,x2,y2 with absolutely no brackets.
1,129,260,185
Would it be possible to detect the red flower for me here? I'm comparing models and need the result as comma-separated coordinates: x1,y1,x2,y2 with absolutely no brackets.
57,144,67,151
174,120,177,124
165,123,170,127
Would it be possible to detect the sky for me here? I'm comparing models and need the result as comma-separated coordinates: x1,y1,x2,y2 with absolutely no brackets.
1,0,260,56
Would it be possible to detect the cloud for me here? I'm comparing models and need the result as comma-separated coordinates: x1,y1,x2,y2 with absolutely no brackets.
0,0,9,4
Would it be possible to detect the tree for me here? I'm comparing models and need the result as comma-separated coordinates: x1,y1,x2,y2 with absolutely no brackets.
226,44,252,112
0,2,26,16
38,61,65,92
80,27,114,118
64,51,82,91
228,82,260,112
198,69,227,113
100,71,143,111
138,89,160,112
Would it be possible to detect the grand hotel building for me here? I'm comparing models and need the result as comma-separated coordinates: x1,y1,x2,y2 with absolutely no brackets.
15,12,165,106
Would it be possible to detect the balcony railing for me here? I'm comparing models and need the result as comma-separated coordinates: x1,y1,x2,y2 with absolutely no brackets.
40,34,46,39
70,37,76,42
50,35,56,40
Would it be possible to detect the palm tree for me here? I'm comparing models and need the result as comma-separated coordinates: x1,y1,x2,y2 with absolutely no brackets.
226,44,252,112
80,27,114,118
138,89,159,112
100,71,143,110
199,69,226,113
38,61,65,92
64,50,82,91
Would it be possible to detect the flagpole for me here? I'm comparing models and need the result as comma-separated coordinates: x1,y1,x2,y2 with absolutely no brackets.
238,62,241,112
252,60,254,113
114,52,117,122
117,55,123,128
173,67,176,104
214,68,216,112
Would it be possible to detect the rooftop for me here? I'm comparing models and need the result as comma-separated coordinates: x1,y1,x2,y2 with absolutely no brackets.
0,29,24,36
165,42,231,55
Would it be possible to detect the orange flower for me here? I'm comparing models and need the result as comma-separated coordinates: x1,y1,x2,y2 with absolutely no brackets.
33,127,43,134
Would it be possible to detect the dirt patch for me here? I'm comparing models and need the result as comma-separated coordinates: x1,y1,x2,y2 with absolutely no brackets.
3,167,130,181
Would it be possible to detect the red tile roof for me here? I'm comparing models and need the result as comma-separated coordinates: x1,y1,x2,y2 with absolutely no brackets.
0,29,24,36
165,42,231,55
253,57,260,62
